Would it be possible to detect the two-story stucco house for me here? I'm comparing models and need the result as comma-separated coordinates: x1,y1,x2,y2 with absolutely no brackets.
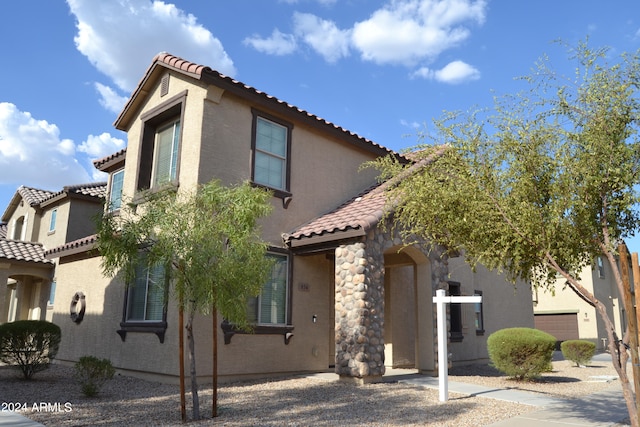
0,183,105,324
6,53,533,384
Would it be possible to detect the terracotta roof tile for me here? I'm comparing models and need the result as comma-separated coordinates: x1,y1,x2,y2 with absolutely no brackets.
40,182,107,205
119,53,406,161
0,239,53,264
93,148,127,171
44,234,98,259
284,146,447,247
18,186,57,206
284,183,388,246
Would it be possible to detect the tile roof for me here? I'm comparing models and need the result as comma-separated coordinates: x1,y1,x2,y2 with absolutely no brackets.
116,53,407,161
93,148,127,171
284,184,388,248
284,146,446,248
44,234,98,259
18,186,57,206
39,182,107,206
0,239,53,265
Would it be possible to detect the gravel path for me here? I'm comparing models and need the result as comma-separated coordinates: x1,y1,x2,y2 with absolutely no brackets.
0,358,624,426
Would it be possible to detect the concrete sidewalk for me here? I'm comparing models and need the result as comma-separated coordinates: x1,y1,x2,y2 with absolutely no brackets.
0,411,44,427
394,374,629,426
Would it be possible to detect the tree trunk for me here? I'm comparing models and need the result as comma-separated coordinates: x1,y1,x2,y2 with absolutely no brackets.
179,302,186,422
562,266,638,426
212,307,218,418
185,309,200,420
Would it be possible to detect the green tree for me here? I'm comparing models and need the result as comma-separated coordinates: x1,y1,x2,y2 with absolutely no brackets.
96,180,273,420
370,41,640,425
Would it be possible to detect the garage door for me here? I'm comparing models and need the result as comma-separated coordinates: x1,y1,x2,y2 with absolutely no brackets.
534,313,579,342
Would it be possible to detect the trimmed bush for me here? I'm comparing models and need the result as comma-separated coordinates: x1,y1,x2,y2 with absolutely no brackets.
561,340,596,367
0,320,61,379
487,327,556,380
75,356,115,397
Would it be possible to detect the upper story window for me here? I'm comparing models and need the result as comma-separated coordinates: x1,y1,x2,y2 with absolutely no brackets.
597,256,605,279
247,252,290,326
152,119,180,187
137,91,186,193
251,110,292,198
13,216,25,240
108,169,124,212
48,209,57,233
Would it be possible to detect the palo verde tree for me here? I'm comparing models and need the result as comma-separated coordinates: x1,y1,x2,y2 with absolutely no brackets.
96,179,274,421
370,41,640,425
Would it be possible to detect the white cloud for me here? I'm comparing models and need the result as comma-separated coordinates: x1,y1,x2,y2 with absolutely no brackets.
247,0,486,75
0,103,93,188
77,133,126,159
95,83,129,114
67,0,236,95
413,60,480,83
293,12,351,62
352,0,486,65
244,29,298,56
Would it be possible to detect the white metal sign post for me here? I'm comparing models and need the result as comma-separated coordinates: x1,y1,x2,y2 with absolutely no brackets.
432,289,482,402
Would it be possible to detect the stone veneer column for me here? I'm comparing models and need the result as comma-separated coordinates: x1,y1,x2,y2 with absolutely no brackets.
334,238,385,382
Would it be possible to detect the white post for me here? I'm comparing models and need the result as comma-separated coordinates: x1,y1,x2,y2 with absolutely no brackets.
432,289,482,402
435,289,448,401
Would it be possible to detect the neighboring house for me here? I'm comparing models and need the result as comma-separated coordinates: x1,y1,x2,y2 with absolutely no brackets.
0,183,106,324
8,53,533,384
533,256,628,350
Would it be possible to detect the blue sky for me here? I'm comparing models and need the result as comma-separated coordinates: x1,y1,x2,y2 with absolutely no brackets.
1,0,640,252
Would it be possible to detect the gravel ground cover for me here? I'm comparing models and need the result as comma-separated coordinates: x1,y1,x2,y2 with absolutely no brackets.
0,357,624,427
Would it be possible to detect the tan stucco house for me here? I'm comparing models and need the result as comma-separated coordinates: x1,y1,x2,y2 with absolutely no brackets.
0,183,105,324
1,53,533,384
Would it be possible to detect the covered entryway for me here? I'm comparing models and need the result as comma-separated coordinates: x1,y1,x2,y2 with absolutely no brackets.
383,245,432,370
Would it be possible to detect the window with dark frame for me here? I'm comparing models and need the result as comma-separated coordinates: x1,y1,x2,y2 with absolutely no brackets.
117,257,169,343
137,91,186,193
247,252,289,326
251,110,292,199
474,290,484,335
222,249,294,344
448,281,463,342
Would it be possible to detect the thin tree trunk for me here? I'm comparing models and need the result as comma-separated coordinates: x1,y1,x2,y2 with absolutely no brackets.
185,309,200,420
179,300,186,422
212,307,218,418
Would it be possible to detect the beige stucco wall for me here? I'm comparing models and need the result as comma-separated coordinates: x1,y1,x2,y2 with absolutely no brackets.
52,250,338,382
533,262,623,344
447,255,535,363
4,199,41,242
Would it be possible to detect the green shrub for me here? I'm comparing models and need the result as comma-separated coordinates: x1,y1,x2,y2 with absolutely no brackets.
0,320,61,379
561,340,596,367
75,356,115,397
487,327,556,380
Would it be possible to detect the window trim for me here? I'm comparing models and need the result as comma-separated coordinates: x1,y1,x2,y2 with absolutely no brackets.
48,209,57,233
448,281,463,342
117,259,169,343
108,169,125,213
222,247,294,344
474,290,485,335
250,109,293,200
136,90,186,195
